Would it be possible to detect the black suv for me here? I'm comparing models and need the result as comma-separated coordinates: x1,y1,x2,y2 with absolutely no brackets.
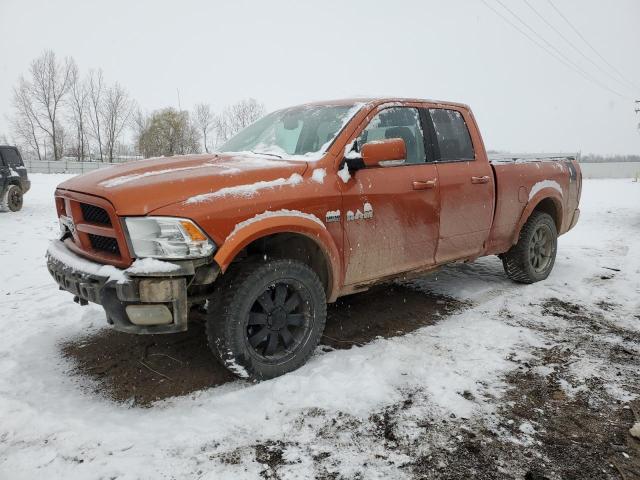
0,146,30,212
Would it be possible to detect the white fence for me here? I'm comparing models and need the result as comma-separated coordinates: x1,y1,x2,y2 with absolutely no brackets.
579,162,640,179
23,159,118,174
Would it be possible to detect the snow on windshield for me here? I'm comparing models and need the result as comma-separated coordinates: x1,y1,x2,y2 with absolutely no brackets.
216,103,363,161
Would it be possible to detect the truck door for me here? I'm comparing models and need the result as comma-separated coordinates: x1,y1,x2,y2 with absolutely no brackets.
426,108,495,263
341,106,440,286
0,148,10,194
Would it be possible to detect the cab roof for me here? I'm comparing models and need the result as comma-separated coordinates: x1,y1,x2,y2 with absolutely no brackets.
297,97,470,110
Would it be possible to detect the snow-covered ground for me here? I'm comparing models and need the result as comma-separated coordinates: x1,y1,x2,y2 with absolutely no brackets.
0,174,638,479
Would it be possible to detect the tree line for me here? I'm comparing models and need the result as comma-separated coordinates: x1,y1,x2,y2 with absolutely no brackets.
5,50,265,162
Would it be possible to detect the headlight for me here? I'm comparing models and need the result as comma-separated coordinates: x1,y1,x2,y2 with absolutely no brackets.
124,217,216,259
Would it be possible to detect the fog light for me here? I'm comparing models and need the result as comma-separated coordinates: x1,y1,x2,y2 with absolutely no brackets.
125,304,173,325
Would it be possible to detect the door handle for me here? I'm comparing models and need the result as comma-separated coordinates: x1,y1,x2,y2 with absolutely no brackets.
412,179,437,190
471,175,490,184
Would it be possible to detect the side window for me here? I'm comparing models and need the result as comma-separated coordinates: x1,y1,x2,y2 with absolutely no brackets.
428,109,474,161
1,148,22,167
357,107,426,164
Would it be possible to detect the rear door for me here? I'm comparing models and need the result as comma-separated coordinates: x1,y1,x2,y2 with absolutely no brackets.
341,105,440,285
425,108,495,263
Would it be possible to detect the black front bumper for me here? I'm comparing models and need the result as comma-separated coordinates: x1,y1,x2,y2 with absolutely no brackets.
46,243,192,334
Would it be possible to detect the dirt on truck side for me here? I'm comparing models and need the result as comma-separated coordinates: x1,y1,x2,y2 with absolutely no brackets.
46,97,582,379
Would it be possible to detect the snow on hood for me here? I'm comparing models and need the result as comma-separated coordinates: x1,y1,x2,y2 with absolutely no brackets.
55,153,308,216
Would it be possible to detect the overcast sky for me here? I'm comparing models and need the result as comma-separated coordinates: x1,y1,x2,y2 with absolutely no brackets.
1,0,639,155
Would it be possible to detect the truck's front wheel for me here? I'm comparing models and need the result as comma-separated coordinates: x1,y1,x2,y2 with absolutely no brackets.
502,211,557,284
206,259,327,380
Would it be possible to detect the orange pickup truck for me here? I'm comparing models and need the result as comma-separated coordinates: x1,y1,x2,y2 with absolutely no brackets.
47,98,581,379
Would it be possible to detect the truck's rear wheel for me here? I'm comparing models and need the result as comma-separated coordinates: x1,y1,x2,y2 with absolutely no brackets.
502,211,557,284
1,185,23,212
206,259,327,380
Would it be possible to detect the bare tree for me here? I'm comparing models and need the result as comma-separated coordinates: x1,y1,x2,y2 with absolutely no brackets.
131,109,150,150
102,83,133,162
68,64,90,161
87,69,105,161
193,103,215,153
215,98,265,144
11,79,44,160
55,123,67,159
23,50,75,160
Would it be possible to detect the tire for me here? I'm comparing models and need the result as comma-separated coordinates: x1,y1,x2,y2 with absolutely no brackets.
502,211,557,284
1,185,24,212
206,259,327,380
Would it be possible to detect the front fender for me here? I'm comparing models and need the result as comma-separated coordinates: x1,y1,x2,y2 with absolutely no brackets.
213,212,342,302
511,189,564,245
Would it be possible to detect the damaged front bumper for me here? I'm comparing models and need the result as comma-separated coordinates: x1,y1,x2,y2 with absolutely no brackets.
46,240,218,334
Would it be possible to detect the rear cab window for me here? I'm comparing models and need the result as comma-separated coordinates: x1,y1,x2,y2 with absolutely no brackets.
428,109,475,162
1,148,23,168
356,107,427,165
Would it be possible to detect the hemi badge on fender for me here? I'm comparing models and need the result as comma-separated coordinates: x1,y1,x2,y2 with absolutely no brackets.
325,210,341,223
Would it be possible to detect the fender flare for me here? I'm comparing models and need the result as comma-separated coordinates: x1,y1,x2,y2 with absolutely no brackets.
213,214,342,302
511,189,564,246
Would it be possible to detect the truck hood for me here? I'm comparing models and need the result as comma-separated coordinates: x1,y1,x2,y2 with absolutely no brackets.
56,153,309,215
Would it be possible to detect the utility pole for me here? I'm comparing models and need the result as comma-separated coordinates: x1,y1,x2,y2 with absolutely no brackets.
177,88,182,111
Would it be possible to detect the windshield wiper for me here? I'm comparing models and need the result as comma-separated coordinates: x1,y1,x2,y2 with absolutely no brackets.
251,151,283,159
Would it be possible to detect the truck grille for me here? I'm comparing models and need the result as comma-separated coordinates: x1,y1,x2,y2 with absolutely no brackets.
55,191,131,268
88,234,120,255
81,203,111,226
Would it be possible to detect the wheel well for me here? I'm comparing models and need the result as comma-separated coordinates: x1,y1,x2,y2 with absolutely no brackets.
235,233,331,294
533,197,561,230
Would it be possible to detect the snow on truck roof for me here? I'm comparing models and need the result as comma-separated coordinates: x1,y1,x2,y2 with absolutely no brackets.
297,97,471,109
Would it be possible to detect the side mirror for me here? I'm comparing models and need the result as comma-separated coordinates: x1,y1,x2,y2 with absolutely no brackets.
360,138,406,167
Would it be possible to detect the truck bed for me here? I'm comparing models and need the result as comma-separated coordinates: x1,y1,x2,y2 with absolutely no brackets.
485,152,582,255
488,152,578,164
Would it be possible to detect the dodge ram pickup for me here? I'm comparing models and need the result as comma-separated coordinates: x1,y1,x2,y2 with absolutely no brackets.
46,98,582,379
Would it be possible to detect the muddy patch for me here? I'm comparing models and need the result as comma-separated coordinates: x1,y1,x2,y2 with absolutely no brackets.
60,290,640,478
404,298,640,479
61,283,465,405
61,320,236,406
321,283,465,350
243,297,640,479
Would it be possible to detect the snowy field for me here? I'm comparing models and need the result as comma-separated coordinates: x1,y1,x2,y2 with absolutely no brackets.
0,174,639,479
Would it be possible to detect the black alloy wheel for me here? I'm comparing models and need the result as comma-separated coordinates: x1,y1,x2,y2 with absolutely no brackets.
207,259,327,380
246,282,311,360
502,211,558,284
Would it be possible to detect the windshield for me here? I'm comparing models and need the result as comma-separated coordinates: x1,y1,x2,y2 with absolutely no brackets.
217,104,362,160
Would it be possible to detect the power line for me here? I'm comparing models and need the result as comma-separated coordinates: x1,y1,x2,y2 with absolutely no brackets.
490,0,628,99
480,0,582,71
479,0,627,99
546,0,640,93
522,0,639,96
